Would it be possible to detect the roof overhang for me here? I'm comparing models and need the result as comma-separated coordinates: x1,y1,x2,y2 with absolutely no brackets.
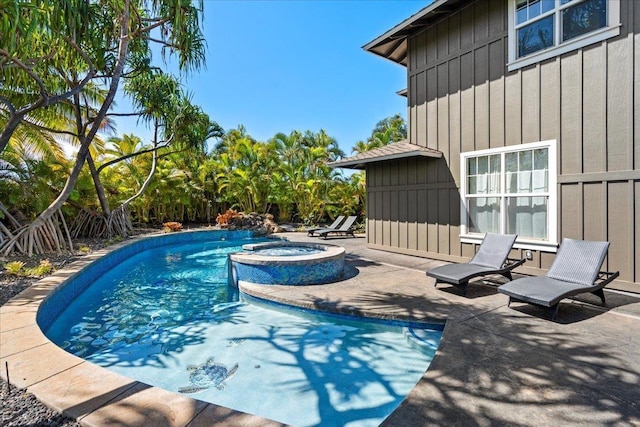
328,141,442,170
362,0,459,66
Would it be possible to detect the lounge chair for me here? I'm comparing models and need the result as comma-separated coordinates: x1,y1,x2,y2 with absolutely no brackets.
498,238,619,320
315,215,357,239
427,233,525,296
307,216,344,236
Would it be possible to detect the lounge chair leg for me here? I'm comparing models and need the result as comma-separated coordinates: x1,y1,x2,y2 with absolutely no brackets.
592,288,606,306
503,271,513,281
507,297,512,307
550,304,560,321
461,283,468,297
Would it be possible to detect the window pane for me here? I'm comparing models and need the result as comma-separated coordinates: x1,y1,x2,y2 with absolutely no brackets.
506,171,517,193
478,156,488,174
528,0,541,19
541,0,554,14
468,197,501,234
532,169,548,192
533,148,548,170
533,148,548,192
562,0,607,42
506,152,518,172
517,171,532,193
516,5,528,25
506,196,548,239
468,176,477,194
518,15,554,57
467,158,476,175
490,154,501,173
519,150,533,171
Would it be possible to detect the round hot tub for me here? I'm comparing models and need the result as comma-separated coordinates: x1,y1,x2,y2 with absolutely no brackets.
228,241,345,286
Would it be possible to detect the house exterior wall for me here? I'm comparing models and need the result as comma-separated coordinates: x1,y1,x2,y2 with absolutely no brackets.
366,0,640,292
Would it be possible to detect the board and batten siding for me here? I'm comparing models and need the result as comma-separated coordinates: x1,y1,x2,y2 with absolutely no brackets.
366,0,639,292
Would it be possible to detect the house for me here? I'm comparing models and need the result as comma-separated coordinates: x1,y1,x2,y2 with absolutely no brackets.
330,0,639,293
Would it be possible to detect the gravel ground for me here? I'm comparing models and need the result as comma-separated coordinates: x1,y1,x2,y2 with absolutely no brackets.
1,230,159,426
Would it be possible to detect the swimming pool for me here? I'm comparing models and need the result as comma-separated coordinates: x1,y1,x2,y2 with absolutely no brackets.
38,231,442,427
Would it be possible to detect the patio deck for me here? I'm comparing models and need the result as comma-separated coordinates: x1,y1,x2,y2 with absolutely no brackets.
1,231,639,426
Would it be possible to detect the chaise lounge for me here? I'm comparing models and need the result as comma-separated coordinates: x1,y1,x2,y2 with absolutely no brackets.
307,215,344,236
498,238,619,320
427,233,525,296
315,215,357,239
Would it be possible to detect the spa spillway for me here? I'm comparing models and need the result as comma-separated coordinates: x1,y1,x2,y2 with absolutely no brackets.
228,241,345,286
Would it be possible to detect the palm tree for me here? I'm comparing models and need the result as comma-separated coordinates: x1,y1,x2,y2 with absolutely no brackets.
1,0,207,255
352,114,407,154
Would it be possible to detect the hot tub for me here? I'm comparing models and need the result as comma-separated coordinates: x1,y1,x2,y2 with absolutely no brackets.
228,241,345,286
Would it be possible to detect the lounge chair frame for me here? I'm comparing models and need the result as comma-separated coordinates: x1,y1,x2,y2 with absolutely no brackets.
315,216,357,239
505,270,619,320
498,238,620,320
427,233,524,296
430,257,526,296
307,216,344,236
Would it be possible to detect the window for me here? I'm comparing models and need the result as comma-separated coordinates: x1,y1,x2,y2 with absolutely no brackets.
460,141,557,250
508,0,620,71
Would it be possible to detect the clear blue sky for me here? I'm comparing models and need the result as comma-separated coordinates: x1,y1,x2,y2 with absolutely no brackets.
113,1,427,155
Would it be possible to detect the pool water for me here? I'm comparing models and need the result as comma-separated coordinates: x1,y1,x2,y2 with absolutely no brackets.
248,245,323,256
43,237,442,427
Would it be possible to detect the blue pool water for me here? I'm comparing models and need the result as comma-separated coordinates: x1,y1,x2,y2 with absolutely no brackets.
40,231,443,427
249,245,323,256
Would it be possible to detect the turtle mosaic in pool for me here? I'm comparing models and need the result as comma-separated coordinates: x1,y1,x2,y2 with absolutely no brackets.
39,230,443,427
178,357,239,393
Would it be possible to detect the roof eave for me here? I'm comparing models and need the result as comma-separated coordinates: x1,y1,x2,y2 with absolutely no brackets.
328,150,442,170
362,0,452,66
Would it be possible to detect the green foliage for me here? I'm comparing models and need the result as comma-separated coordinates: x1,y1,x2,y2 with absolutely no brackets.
0,0,401,237
27,259,53,277
352,114,407,154
2,38,398,232
106,235,123,245
3,260,53,277
4,261,26,276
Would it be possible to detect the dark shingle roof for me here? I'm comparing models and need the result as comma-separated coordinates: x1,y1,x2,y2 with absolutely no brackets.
328,140,442,169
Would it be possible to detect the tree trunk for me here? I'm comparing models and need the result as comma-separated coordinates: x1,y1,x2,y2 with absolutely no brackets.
0,2,132,255
120,122,159,208
86,153,111,216
0,115,25,154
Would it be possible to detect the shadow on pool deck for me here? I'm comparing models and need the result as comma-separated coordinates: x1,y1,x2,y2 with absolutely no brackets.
1,231,640,426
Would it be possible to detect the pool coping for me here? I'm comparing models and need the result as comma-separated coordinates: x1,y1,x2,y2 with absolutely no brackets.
3,230,640,426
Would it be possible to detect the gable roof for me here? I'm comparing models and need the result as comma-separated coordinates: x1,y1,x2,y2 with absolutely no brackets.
363,0,461,66
328,140,442,170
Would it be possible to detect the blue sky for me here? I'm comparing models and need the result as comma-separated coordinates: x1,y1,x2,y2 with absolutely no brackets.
113,1,426,155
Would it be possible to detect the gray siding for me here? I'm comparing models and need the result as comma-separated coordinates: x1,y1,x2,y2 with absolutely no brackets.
367,0,640,292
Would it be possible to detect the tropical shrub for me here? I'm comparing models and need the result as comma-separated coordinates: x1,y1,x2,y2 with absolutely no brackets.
4,261,25,275
216,209,240,227
162,221,183,232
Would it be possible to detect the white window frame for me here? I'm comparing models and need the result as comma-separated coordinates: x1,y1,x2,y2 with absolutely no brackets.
507,0,621,72
460,140,558,252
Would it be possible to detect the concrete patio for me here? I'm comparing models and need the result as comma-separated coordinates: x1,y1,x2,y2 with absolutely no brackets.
1,231,639,426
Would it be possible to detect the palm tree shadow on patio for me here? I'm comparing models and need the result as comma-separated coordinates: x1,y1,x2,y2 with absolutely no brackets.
302,290,640,426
